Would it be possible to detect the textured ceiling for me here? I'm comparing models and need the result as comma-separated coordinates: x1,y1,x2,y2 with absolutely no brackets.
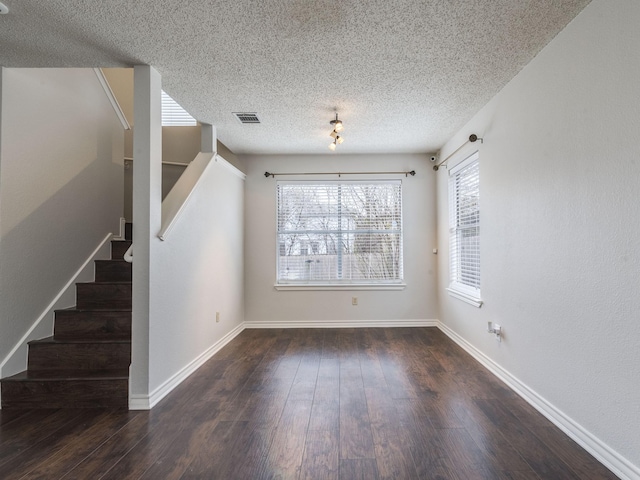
0,0,590,154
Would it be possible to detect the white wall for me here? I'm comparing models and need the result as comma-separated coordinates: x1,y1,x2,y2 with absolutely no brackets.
159,140,244,196
217,141,244,172
436,1,640,476
0,68,124,376
128,67,245,408
148,156,245,400
243,153,437,325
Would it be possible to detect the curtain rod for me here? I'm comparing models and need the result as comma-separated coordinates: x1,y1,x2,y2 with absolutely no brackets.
264,170,416,178
433,134,483,171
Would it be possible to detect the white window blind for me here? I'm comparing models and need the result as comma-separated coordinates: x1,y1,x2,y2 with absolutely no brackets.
161,90,197,126
276,181,403,285
449,152,480,300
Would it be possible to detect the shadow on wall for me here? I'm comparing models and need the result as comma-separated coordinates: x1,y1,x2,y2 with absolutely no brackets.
123,126,243,222
0,156,123,376
123,125,201,221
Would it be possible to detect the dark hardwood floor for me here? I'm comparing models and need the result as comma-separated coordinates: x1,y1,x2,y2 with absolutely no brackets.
0,328,618,479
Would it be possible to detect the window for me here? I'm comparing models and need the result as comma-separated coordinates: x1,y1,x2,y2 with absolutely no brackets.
161,90,197,126
448,152,482,307
276,181,404,288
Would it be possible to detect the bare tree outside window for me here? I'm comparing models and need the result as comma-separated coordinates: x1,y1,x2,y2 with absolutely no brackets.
276,181,403,284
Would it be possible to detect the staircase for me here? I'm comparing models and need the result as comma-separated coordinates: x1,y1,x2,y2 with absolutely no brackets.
1,227,132,408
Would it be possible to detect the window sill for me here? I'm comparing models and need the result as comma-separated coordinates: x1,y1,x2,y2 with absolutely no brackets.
275,284,406,291
446,287,483,308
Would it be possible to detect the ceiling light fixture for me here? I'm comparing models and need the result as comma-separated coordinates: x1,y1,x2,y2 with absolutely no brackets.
0,2,8,14
329,113,344,151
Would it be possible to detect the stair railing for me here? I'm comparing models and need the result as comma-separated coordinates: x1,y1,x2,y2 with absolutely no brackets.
123,151,217,261
158,151,215,241
94,69,131,131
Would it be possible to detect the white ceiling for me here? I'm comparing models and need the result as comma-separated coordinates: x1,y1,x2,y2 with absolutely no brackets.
0,0,590,155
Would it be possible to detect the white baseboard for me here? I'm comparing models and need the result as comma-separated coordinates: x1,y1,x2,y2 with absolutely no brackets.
243,319,438,329
112,217,127,240
125,318,638,480
129,323,246,410
128,319,435,410
0,233,113,409
128,394,151,411
437,321,639,480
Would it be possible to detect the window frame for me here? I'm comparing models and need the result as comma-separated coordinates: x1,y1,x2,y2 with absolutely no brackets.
447,151,482,307
274,180,406,291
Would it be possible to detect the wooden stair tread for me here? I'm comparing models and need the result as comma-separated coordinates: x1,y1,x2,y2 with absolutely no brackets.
57,311,132,314
56,309,132,314
1,228,133,408
29,336,130,345
3,369,129,381
56,307,132,312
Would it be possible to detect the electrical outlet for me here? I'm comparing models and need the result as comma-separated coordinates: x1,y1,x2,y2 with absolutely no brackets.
352,297,358,306
216,312,220,323
488,322,502,342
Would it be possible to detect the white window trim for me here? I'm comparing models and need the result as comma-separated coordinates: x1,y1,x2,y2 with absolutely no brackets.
449,150,478,176
275,283,406,291
275,180,404,290
448,151,482,307
446,286,483,307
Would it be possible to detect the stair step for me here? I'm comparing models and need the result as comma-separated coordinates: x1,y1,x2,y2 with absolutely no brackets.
111,240,131,260
95,260,132,282
54,309,131,340
1,370,128,408
27,337,131,371
0,224,135,409
76,282,132,310
3,369,129,380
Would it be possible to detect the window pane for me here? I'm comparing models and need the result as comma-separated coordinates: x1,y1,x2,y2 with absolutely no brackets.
277,182,403,284
449,152,480,294
161,90,197,126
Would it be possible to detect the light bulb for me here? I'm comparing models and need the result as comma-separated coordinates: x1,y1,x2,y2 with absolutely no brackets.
336,135,344,144
328,141,336,151
334,121,343,132
330,130,338,139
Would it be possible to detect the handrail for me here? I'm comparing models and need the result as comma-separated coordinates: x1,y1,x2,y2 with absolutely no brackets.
94,68,131,131
124,157,190,167
158,151,215,241
123,244,133,263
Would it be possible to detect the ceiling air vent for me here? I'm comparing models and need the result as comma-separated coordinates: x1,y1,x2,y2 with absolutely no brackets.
234,112,261,124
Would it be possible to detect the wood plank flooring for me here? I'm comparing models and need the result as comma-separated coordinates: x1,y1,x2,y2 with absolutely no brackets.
0,328,619,479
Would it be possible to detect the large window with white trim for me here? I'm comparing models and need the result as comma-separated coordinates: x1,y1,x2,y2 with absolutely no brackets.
448,152,481,306
276,181,403,286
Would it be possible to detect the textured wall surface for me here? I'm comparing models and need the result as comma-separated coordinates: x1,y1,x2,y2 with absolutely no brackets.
0,68,124,374
243,153,437,324
436,0,640,472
